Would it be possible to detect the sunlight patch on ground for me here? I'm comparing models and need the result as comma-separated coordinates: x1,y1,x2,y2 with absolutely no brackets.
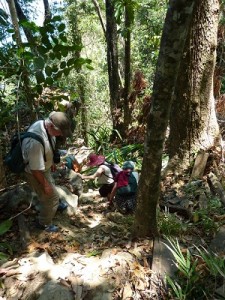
87,215,103,228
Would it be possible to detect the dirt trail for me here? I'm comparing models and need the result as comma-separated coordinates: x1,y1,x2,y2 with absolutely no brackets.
0,187,155,300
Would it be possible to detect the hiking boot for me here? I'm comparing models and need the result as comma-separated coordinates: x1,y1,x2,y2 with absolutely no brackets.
35,221,59,232
57,202,68,212
45,224,59,232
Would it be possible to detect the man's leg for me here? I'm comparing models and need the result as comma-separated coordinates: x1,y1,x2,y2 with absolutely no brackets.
25,170,59,225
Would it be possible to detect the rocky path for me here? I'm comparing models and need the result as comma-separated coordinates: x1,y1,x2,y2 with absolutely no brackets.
0,185,157,300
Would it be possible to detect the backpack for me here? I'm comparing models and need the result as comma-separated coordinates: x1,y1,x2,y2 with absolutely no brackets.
4,132,45,174
117,172,138,196
101,162,122,180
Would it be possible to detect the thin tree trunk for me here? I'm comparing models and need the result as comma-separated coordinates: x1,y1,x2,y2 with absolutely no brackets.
43,0,52,22
0,144,6,189
105,0,121,134
91,0,106,38
7,0,22,46
134,0,195,238
14,0,35,43
123,2,132,132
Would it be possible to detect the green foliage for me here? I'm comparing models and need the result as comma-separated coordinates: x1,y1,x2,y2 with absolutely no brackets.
165,238,225,299
158,211,187,237
87,126,112,153
133,0,167,85
190,196,222,236
0,219,13,260
114,0,139,25
0,12,90,125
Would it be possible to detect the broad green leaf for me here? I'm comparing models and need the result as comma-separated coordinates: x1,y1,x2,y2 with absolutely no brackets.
86,64,94,70
49,52,56,60
61,47,68,57
59,33,67,43
35,71,45,84
52,65,58,73
45,77,53,85
51,36,59,45
58,23,66,32
41,36,52,49
63,68,70,76
67,58,74,67
45,24,54,33
23,51,34,60
37,46,48,55
0,219,12,235
34,57,45,69
60,61,66,69
36,84,43,94
52,16,62,22
45,66,52,76
55,52,61,60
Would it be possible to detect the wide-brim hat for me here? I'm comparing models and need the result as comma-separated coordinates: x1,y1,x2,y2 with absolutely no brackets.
87,154,105,167
49,111,72,137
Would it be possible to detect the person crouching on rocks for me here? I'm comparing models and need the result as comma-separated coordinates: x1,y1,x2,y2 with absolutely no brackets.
109,161,138,214
81,154,114,205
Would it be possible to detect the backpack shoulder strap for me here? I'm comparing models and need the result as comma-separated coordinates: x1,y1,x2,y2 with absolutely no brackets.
21,132,46,162
100,163,113,179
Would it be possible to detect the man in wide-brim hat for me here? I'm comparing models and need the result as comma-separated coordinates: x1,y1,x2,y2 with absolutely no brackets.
22,111,73,232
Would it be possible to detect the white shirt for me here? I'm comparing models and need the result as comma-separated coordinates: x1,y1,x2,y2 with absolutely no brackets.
22,120,56,173
97,164,114,184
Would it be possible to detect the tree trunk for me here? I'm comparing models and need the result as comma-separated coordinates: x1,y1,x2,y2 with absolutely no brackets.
105,0,121,135
123,2,132,133
7,0,35,114
66,0,88,144
91,0,106,38
0,144,6,189
167,0,220,173
134,0,195,238
43,0,52,22
7,0,22,46
14,0,35,43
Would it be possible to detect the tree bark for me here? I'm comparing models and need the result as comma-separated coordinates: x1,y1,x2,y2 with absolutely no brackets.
0,144,6,189
66,0,87,144
43,0,52,22
14,0,35,43
134,0,195,238
105,0,121,135
167,0,220,173
91,0,106,38
7,0,35,113
7,0,22,46
123,2,132,133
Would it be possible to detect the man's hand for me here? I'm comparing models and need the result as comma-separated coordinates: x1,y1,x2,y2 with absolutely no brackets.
31,170,54,196
44,183,54,196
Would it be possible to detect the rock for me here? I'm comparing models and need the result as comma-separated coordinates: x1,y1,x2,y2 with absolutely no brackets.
56,186,78,216
209,226,225,253
53,168,83,196
168,197,181,205
0,184,37,212
37,281,74,300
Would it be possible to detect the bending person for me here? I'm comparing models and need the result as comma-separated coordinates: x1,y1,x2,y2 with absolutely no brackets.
81,154,114,204
109,161,138,214
22,111,72,232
